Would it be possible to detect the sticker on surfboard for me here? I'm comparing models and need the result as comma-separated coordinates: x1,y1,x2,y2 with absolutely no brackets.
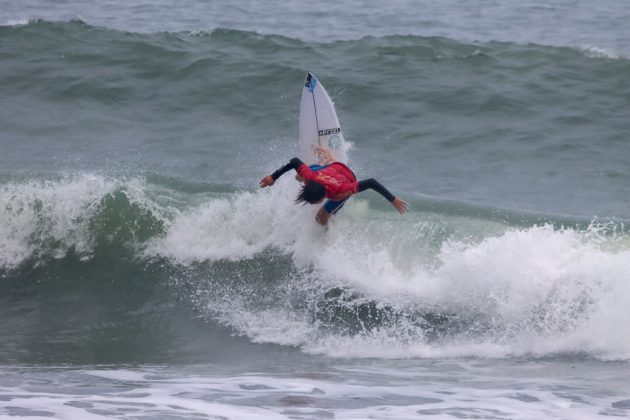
299,73,347,164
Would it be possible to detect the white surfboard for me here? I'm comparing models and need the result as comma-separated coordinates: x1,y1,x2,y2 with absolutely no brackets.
299,73,348,164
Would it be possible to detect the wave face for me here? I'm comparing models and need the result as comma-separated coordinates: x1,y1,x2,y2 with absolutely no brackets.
2,174,630,364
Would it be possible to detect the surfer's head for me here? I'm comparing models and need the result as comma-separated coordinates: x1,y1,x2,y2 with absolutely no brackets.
295,180,326,205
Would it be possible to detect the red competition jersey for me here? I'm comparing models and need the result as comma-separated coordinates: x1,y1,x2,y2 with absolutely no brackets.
296,162,359,201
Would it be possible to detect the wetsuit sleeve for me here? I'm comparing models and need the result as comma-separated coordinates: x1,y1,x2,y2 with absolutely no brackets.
271,158,307,180
357,178,396,202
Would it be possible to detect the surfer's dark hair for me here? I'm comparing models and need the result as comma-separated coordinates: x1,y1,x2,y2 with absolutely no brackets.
296,180,326,205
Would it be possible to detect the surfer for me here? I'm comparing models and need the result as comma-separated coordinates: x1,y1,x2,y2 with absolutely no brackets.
260,146,408,226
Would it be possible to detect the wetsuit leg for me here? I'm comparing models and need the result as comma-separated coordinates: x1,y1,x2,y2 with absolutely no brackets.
323,199,346,214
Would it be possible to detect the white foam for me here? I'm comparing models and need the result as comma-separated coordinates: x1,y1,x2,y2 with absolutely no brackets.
0,174,166,271
3,365,627,420
159,184,630,361
0,174,116,269
146,177,315,263
297,223,630,360
83,370,148,382
221,307,315,347
5,172,629,361
580,45,620,59
3,18,31,26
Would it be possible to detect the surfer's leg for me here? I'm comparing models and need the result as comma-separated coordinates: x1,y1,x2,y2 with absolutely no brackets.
324,199,346,215
316,199,346,225
316,207,331,226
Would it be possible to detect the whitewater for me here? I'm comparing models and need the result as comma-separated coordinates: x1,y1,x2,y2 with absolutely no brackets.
3,174,630,418
2,173,630,362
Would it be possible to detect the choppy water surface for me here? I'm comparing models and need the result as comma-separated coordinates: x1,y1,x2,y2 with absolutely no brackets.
2,361,630,419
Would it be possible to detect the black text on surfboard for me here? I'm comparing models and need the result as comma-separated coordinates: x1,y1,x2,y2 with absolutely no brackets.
318,127,341,136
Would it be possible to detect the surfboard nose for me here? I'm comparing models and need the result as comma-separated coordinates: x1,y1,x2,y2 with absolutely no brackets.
305,72,317,91
300,73,346,164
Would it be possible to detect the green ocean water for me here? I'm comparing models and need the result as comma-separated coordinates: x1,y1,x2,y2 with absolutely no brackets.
2,20,630,216
2,13,630,362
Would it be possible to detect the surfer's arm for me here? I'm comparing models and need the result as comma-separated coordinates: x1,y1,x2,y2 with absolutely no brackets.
357,179,408,214
357,179,395,201
260,158,312,188
272,158,310,180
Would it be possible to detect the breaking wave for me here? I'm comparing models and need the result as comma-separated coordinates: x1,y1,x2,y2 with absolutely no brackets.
2,173,629,362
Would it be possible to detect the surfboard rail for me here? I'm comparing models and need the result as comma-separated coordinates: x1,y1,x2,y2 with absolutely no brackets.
299,72,347,164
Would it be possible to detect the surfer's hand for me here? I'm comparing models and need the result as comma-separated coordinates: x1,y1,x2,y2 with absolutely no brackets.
392,197,408,214
260,175,275,188
314,146,335,165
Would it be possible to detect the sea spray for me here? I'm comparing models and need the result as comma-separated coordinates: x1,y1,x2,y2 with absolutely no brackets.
3,173,630,361
0,174,115,269
138,180,630,360
0,174,165,271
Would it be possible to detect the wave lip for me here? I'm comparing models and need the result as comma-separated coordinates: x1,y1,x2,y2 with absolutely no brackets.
580,45,620,60
3,18,31,27
0,174,165,272
0,174,112,270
